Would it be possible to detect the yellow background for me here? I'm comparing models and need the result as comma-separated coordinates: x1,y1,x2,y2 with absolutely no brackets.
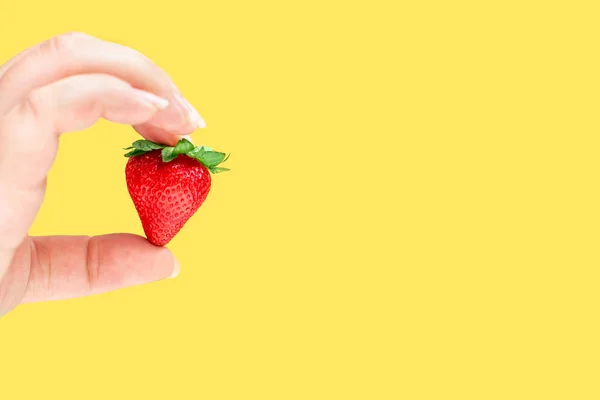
1,0,599,399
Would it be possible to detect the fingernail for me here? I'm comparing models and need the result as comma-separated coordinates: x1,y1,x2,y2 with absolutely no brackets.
189,108,207,128
169,257,180,279
182,135,194,144
175,93,207,128
135,90,169,110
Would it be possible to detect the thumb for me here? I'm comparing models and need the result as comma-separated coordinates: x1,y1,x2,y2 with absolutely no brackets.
0,234,179,315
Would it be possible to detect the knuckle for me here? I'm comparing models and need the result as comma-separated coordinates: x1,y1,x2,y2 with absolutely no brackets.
24,90,44,119
60,30,90,40
43,31,91,57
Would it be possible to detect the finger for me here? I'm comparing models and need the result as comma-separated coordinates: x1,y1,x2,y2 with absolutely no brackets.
0,48,30,78
0,32,205,140
31,73,171,133
0,74,168,251
20,235,178,303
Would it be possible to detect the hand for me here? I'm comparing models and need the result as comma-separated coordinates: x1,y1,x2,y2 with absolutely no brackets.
0,32,205,316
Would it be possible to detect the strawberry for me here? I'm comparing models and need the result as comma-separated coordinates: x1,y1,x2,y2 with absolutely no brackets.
124,138,229,246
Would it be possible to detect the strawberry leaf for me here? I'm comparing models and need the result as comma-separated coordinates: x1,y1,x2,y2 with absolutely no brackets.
161,147,178,162
124,149,147,157
173,138,194,154
132,140,165,151
189,150,227,168
186,146,211,158
185,146,204,158
209,167,230,174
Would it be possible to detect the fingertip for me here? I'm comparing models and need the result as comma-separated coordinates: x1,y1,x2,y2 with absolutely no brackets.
150,244,180,281
190,110,206,128
173,92,206,129
132,125,183,146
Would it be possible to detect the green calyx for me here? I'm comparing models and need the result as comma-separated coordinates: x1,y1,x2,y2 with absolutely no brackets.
124,139,230,174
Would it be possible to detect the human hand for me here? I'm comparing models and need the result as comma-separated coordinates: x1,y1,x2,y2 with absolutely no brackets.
0,32,205,316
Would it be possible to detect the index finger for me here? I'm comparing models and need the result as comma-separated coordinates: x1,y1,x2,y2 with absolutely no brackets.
0,32,205,142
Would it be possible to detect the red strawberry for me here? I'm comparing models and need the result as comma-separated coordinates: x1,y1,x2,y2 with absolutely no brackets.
124,138,229,246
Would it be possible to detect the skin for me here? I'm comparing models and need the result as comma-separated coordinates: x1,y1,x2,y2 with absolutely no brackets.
0,32,205,316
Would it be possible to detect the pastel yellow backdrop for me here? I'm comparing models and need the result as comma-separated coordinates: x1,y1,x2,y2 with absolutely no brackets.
0,0,599,399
